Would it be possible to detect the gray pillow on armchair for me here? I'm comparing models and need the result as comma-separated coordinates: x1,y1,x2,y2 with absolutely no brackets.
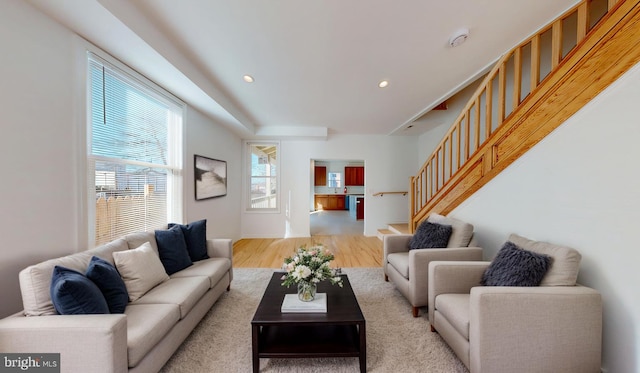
481,241,551,286
409,221,452,249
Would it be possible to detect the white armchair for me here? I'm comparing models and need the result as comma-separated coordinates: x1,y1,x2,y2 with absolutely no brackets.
428,234,602,373
383,213,483,317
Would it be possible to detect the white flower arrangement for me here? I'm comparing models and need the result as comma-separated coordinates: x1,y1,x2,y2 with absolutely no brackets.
281,244,343,288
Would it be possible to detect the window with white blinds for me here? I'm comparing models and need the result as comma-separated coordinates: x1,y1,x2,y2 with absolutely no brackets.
88,52,183,245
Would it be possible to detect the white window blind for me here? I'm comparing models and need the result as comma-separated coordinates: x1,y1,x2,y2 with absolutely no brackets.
88,53,183,245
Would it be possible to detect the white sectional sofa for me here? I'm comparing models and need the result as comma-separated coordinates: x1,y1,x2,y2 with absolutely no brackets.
0,230,233,373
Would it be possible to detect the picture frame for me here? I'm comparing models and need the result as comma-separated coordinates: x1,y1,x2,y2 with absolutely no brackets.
194,154,227,200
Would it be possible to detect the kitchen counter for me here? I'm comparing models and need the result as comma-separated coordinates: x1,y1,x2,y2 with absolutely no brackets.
314,194,346,210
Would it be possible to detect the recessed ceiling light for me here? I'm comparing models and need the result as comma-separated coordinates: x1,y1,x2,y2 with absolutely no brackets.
378,80,389,88
243,75,254,83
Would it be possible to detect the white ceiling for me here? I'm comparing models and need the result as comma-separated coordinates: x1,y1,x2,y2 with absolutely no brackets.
28,0,579,139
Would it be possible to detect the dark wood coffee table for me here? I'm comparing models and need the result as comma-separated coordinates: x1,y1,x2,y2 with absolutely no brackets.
251,272,366,373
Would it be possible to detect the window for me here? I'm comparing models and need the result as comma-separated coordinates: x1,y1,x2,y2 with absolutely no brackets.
328,172,342,188
88,52,183,245
247,142,278,211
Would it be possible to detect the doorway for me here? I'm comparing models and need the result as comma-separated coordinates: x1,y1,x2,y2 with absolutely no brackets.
310,159,365,236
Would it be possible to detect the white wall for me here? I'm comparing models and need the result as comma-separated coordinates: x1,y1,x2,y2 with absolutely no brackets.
184,107,242,240
0,1,242,318
416,78,484,162
0,1,80,318
418,122,452,163
451,62,640,373
241,135,418,237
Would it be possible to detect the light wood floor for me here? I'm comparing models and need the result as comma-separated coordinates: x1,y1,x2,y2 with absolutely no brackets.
233,235,383,268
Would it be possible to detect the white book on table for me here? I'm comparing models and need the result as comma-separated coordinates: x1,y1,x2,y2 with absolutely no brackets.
281,293,327,313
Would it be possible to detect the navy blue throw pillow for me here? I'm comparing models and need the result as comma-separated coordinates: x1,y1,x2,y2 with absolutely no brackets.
168,219,209,261
155,224,193,275
481,241,551,286
50,266,109,315
409,221,453,250
86,256,129,313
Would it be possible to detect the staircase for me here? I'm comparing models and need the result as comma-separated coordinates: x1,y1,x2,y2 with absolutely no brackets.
409,0,640,232
377,223,410,240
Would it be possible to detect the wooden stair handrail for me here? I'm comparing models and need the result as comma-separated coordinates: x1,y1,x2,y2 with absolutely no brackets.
372,191,408,197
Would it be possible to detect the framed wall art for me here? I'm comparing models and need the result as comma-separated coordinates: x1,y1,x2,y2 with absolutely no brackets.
194,154,227,200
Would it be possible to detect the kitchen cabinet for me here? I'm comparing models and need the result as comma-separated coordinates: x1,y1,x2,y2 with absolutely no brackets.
315,195,328,210
344,166,364,186
314,194,346,210
314,166,327,186
333,196,346,210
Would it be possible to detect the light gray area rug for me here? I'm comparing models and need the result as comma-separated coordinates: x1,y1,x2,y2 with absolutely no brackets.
160,268,468,372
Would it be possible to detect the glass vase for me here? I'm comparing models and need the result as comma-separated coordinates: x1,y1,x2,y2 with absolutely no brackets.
297,281,317,302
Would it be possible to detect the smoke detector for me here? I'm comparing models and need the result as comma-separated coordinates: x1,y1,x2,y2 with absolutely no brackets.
449,28,470,47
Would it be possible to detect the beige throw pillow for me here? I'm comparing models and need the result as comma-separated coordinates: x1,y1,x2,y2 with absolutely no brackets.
427,213,474,248
508,234,582,286
113,241,169,302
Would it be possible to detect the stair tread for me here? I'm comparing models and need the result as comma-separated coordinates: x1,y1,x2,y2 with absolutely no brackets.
388,224,410,234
